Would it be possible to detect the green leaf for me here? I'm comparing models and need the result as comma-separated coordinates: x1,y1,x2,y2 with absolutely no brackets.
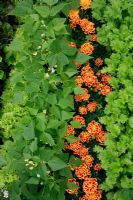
50,3,65,16
26,177,39,185
46,93,57,104
70,120,83,128
48,156,67,171
8,38,23,51
30,139,37,152
9,0,33,17
66,136,80,143
42,0,58,6
42,133,55,146
47,119,60,129
74,86,84,94
48,54,57,67
65,66,78,77
23,122,35,140
69,155,83,167
75,53,92,64
34,5,50,18
61,111,74,121
67,182,79,190
0,70,4,79
128,117,133,128
57,52,69,67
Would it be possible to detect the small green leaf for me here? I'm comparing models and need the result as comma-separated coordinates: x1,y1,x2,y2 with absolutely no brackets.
66,136,80,143
67,182,79,190
50,3,65,16
30,139,37,152
48,156,67,171
0,70,4,80
70,120,83,128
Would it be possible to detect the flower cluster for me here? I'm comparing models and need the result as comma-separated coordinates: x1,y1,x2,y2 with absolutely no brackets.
66,0,112,199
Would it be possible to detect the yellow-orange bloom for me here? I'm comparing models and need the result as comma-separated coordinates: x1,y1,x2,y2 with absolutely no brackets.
69,9,80,29
80,0,92,10
87,101,98,113
101,74,112,85
94,163,102,171
82,155,94,167
74,88,90,102
95,57,103,67
69,41,77,48
80,19,95,34
78,131,91,142
75,75,83,86
78,106,88,115
75,163,91,179
80,42,94,55
86,120,102,136
65,125,75,137
101,85,112,96
73,115,85,125
90,34,97,42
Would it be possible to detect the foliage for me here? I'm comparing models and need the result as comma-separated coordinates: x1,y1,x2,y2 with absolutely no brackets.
92,0,133,199
0,0,82,199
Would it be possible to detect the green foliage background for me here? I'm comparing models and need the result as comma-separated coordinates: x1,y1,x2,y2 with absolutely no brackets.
92,0,133,199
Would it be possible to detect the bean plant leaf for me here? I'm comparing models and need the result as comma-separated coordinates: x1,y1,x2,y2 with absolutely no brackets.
48,156,67,171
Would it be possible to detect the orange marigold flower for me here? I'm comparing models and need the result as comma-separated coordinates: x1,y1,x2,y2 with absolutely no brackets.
76,146,89,157
66,178,79,194
83,177,98,194
95,57,103,67
80,19,95,34
79,197,86,200
101,74,112,85
75,163,91,179
69,41,77,48
65,125,75,137
93,82,103,92
82,155,94,167
96,71,103,77
80,0,92,10
74,88,90,102
96,130,106,145
90,34,97,42
80,42,94,56
84,74,98,88
94,163,102,171
81,64,94,77
78,106,88,115
69,9,80,29
73,115,85,125
86,120,102,136
68,163,75,171
101,85,112,96
75,75,83,86
87,101,98,113
69,141,83,152
78,131,91,143
84,191,102,200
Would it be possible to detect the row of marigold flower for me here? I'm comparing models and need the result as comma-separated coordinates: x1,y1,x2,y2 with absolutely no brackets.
64,0,112,199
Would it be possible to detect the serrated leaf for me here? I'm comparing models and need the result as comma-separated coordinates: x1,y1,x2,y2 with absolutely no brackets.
74,86,84,94
50,3,65,16
42,0,58,6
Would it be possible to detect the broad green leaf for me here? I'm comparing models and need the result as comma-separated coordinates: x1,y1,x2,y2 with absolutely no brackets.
42,0,58,6
23,122,35,140
48,156,67,171
26,177,39,185
30,139,37,152
70,120,83,128
75,53,92,64
69,155,82,167
50,3,65,16
57,52,69,67
8,38,23,51
47,119,60,129
42,133,55,146
34,5,50,18
74,86,84,94
61,111,74,121
66,136,80,143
